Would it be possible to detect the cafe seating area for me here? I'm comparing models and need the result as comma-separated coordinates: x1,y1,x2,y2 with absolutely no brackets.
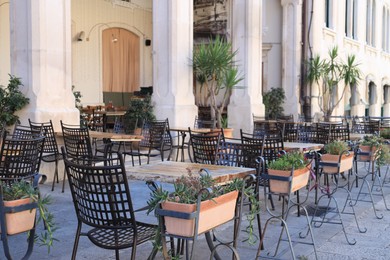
0,115,390,259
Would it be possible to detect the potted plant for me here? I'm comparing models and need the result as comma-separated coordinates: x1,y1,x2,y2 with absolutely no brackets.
123,94,155,134
322,140,354,174
192,36,244,129
263,87,285,120
147,168,258,242
359,135,383,161
1,180,57,252
380,128,390,140
267,152,311,194
306,47,361,121
0,75,30,129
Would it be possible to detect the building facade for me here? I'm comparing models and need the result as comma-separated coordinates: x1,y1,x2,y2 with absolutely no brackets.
0,0,388,134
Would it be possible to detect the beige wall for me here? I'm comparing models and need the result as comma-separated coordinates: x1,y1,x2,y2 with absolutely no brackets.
0,1,10,86
71,0,153,105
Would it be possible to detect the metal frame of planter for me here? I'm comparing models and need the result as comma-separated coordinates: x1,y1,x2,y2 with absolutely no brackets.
155,174,253,260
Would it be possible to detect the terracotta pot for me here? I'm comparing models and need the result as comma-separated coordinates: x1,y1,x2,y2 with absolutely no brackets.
222,128,234,138
161,190,238,237
2,198,36,235
359,145,378,162
268,167,310,194
321,152,354,174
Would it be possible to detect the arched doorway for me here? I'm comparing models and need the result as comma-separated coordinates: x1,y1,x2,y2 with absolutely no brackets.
102,28,140,105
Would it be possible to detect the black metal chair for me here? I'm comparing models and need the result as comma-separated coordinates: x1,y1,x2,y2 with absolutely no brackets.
0,133,46,186
61,148,157,260
0,134,46,259
189,129,222,164
12,124,42,139
123,119,173,165
61,121,96,160
194,115,215,129
329,123,350,142
29,119,65,192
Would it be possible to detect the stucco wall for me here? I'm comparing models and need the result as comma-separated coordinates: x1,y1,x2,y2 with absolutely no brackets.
0,1,10,86
71,0,153,105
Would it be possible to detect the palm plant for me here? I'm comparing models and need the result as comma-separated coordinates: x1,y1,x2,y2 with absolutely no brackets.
192,36,243,128
306,47,361,121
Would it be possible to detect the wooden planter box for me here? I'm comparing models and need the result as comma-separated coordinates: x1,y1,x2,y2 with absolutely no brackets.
2,198,36,235
321,152,354,174
161,190,238,237
268,167,310,194
359,145,378,162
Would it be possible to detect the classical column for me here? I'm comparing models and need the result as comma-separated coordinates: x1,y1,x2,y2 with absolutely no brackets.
383,85,390,117
281,0,302,120
10,0,78,130
152,0,197,127
229,0,263,135
369,82,380,116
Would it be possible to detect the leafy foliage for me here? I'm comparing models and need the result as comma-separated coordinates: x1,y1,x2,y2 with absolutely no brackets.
263,87,285,120
193,36,244,128
0,75,29,126
324,140,350,155
380,128,390,139
1,180,57,252
267,152,309,171
306,47,361,121
123,95,156,132
147,168,260,245
360,135,390,166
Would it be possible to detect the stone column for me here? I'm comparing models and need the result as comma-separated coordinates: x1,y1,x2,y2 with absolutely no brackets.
229,0,263,135
383,85,390,117
369,82,380,116
10,0,78,130
281,0,302,119
152,0,197,127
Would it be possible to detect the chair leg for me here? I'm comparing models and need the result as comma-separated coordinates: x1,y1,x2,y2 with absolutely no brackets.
51,160,59,191
71,222,82,260
61,165,66,193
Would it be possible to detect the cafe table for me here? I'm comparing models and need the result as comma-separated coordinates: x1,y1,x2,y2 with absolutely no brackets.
283,142,324,153
168,127,216,162
126,160,256,184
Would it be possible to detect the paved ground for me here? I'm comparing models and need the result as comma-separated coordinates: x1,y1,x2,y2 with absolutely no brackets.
1,154,390,260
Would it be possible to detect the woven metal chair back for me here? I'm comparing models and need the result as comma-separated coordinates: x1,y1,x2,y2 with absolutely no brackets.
12,124,42,139
189,129,221,164
297,123,317,143
261,130,284,166
329,123,350,142
194,115,215,129
63,153,136,227
216,139,243,167
280,122,299,142
0,133,45,183
29,119,60,159
61,121,93,160
239,130,264,168
141,119,171,150
315,123,330,144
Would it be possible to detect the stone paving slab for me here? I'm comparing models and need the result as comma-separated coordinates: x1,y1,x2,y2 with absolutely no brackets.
1,155,390,259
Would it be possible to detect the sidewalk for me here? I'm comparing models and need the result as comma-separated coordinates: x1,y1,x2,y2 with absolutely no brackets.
1,157,390,259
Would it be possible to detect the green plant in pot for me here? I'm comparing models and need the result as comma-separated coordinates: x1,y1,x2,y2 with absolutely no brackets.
267,152,311,193
359,135,390,165
123,95,156,134
0,75,29,128
192,36,244,129
1,180,57,252
322,140,354,174
380,128,390,140
263,87,285,120
147,168,259,252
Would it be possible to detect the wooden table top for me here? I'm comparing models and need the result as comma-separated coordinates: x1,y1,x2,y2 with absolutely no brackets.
349,133,372,141
126,161,256,184
284,142,324,152
56,130,142,140
169,127,214,134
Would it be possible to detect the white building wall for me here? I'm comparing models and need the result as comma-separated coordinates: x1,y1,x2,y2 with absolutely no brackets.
71,0,153,105
305,0,390,118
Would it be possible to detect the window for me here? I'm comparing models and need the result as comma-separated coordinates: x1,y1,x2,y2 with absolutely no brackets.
325,0,333,28
366,0,376,46
346,0,358,39
382,6,390,52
